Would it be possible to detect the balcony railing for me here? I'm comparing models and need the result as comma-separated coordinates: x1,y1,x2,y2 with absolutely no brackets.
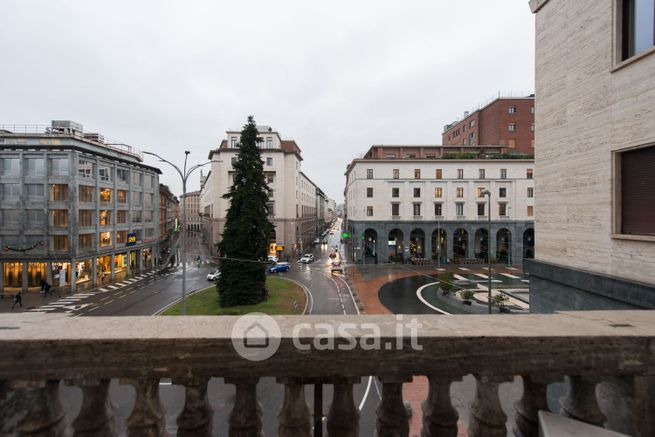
0,311,653,436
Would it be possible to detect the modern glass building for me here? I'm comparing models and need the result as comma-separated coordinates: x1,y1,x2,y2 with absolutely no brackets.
0,120,161,293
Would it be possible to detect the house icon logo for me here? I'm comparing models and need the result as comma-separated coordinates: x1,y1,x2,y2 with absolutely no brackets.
244,322,270,348
231,313,281,361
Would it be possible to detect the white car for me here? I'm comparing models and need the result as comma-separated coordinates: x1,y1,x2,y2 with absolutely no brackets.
267,255,278,264
207,269,221,281
313,238,321,245
299,254,314,263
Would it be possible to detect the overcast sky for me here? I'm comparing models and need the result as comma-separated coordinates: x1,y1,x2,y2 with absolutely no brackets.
0,1,534,202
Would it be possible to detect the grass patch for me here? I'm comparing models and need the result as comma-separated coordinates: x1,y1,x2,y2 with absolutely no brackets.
161,276,306,316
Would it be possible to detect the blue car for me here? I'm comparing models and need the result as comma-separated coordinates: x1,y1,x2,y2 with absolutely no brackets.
269,263,290,274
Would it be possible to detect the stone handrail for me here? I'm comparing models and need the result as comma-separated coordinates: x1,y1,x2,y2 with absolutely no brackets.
1,310,653,436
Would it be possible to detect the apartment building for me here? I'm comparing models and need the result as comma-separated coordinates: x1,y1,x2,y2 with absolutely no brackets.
202,126,326,259
526,0,655,311
344,145,534,264
180,190,200,231
159,184,179,253
442,96,535,155
0,121,160,293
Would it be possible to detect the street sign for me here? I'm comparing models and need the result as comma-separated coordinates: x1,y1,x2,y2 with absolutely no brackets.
275,245,284,252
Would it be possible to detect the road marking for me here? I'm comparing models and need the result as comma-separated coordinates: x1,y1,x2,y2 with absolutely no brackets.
416,282,451,315
474,273,489,279
501,273,520,279
283,278,314,315
107,285,119,290
97,288,109,292
453,274,468,280
458,267,470,271
521,279,530,283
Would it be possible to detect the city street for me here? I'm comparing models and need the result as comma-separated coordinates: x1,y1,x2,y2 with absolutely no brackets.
41,220,380,436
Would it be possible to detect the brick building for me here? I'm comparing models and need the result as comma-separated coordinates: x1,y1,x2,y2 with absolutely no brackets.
442,96,535,155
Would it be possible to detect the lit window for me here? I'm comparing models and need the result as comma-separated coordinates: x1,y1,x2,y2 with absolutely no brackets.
456,187,464,198
434,187,442,198
435,168,442,179
100,188,112,203
527,206,534,217
477,187,486,198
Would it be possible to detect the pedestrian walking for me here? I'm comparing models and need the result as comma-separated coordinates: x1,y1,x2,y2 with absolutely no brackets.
40,278,47,295
12,291,22,309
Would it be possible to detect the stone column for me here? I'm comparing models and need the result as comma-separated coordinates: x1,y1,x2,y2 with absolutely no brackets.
137,248,143,273
21,261,28,292
423,228,432,260
559,375,605,427
327,378,360,437
468,375,508,437
375,377,409,437
173,376,213,437
70,257,76,292
123,378,166,437
512,225,523,266
110,253,115,282
226,377,263,437
513,375,550,437
2,380,68,436
92,257,98,287
277,379,311,437
0,262,4,293
126,251,131,277
66,378,117,437
466,227,474,259
421,375,461,437
446,227,454,262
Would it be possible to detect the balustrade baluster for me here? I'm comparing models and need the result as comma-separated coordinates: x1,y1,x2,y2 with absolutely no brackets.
67,378,117,437
327,378,360,437
278,378,312,437
375,377,410,437
421,375,460,437
513,375,550,437
173,376,212,437
2,379,68,436
123,378,166,437
226,378,263,437
559,375,605,427
468,375,509,437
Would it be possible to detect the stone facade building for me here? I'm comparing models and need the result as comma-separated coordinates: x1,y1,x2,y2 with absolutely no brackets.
201,126,327,259
442,96,535,155
344,145,535,264
526,0,655,312
158,184,179,254
0,121,161,293
180,190,200,232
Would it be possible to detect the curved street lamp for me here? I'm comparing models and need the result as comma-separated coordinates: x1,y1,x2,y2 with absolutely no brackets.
144,150,213,316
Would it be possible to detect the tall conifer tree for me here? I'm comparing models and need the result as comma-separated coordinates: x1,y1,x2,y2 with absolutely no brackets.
217,116,273,306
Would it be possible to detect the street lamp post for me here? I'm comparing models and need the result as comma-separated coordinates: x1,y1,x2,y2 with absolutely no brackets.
144,150,213,316
482,189,492,314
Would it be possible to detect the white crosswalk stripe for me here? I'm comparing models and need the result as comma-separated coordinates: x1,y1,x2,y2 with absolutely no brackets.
107,285,119,290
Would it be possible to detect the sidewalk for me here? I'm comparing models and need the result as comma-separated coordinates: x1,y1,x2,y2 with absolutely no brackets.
0,266,161,314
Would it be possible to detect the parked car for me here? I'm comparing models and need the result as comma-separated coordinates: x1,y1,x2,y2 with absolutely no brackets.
269,262,290,274
207,269,221,281
299,254,314,264
267,255,278,264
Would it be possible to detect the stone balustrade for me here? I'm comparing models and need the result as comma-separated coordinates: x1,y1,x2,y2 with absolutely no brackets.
0,311,654,436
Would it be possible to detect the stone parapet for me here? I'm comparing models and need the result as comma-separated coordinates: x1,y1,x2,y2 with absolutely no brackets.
0,311,653,436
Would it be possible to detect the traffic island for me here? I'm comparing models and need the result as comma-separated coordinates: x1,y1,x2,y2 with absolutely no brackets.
161,277,307,316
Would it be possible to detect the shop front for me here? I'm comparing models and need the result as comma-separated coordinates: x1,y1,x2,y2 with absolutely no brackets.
97,255,111,284
114,253,127,274
75,259,93,285
51,262,71,288
27,262,47,291
142,248,153,270
3,262,23,292
129,251,139,273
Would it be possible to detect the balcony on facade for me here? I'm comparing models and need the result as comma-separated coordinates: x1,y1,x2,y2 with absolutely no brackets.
0,310,653,436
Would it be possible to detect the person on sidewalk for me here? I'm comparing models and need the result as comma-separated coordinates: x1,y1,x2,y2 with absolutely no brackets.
40,278,47,295
11,291,22,309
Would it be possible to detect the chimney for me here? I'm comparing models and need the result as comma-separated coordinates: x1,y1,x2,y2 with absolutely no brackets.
463,111,470,119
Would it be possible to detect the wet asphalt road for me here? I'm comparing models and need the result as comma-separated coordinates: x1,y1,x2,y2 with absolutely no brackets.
56,222,381,436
